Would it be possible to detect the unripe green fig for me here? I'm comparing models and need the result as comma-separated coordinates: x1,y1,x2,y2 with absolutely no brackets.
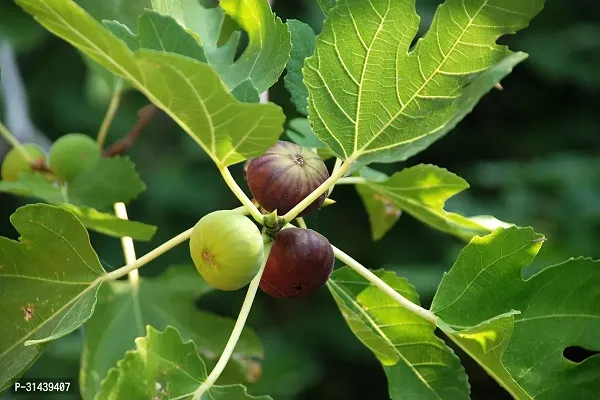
245,141,329,217
260,227,334,299
190,210,265,291
49,133,100,181
1,144,46,182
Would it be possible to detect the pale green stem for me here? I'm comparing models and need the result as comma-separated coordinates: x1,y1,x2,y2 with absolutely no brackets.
336,177,366,185
219,165,263,223
332,245,438,325
113,202,144,333
283,156,355,223
97,79,123,149
113,202,139,285
0,120,31,161
192,242,273,400
296,217,307,229
328,158,344,195
103,227,193,282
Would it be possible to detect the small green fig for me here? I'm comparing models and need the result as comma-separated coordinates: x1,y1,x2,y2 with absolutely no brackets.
245,141,329,217
260,227,334,298
190,210,265,291
1,144,46,182
49,133,100,181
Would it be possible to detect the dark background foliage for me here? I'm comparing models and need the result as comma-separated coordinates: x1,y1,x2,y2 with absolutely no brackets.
1,0,599,399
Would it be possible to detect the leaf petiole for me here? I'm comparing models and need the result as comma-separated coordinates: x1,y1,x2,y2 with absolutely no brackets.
336,177,366,185
332,245,437,325
219,165,264,223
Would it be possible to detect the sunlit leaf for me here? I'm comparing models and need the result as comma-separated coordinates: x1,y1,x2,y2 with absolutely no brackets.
97,326,270,400
329,267,469,399
284,20,315,115
317,0,336,15
80,266,263,399
17,0,285,167
0,204,105,391
359,164,505,241
305,0,543,163
432,227,600,398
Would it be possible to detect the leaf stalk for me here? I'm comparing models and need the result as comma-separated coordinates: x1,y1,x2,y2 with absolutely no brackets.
332,245,437,325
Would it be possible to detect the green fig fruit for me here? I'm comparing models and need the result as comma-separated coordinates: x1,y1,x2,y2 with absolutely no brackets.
190,210,265,291
1,144,46,182
49,133,100,182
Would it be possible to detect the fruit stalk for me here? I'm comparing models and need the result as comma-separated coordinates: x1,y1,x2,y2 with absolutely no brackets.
96,79,123,150
0,119,31,161
332,245,438,325
282,155,355,223
219,164,264,223
192,241,273,400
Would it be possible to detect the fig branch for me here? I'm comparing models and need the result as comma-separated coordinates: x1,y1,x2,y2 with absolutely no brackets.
192,241,273,400
332,245,438,325
103,104,159,157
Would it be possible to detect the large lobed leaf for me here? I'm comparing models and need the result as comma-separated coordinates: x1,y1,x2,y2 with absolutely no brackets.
150,0,291,97
357,164,509,241
0,204,105,391
80,267,264,399
305,0,544,164
329,267,469,399
17,0,285,167
432,227,600,398
97,326,270,400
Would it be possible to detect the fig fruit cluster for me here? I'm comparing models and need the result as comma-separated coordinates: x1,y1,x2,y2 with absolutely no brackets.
0,133,100,184
190,141,334,297
245,141,329,217
190,215,334,298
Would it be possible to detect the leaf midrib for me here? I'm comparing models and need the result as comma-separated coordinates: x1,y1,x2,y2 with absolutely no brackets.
357,0,491,155
0,278,101,360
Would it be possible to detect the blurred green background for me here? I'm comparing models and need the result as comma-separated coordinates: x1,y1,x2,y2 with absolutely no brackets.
1,0,599,399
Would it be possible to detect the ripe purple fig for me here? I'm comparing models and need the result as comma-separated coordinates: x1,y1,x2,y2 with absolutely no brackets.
260,227,334,299
245,141,329,217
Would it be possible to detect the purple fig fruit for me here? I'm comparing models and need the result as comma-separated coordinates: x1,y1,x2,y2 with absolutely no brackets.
260,227,334,298
245,141,329,217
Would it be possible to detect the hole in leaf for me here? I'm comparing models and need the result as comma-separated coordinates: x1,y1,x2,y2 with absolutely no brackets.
563,346,600,363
